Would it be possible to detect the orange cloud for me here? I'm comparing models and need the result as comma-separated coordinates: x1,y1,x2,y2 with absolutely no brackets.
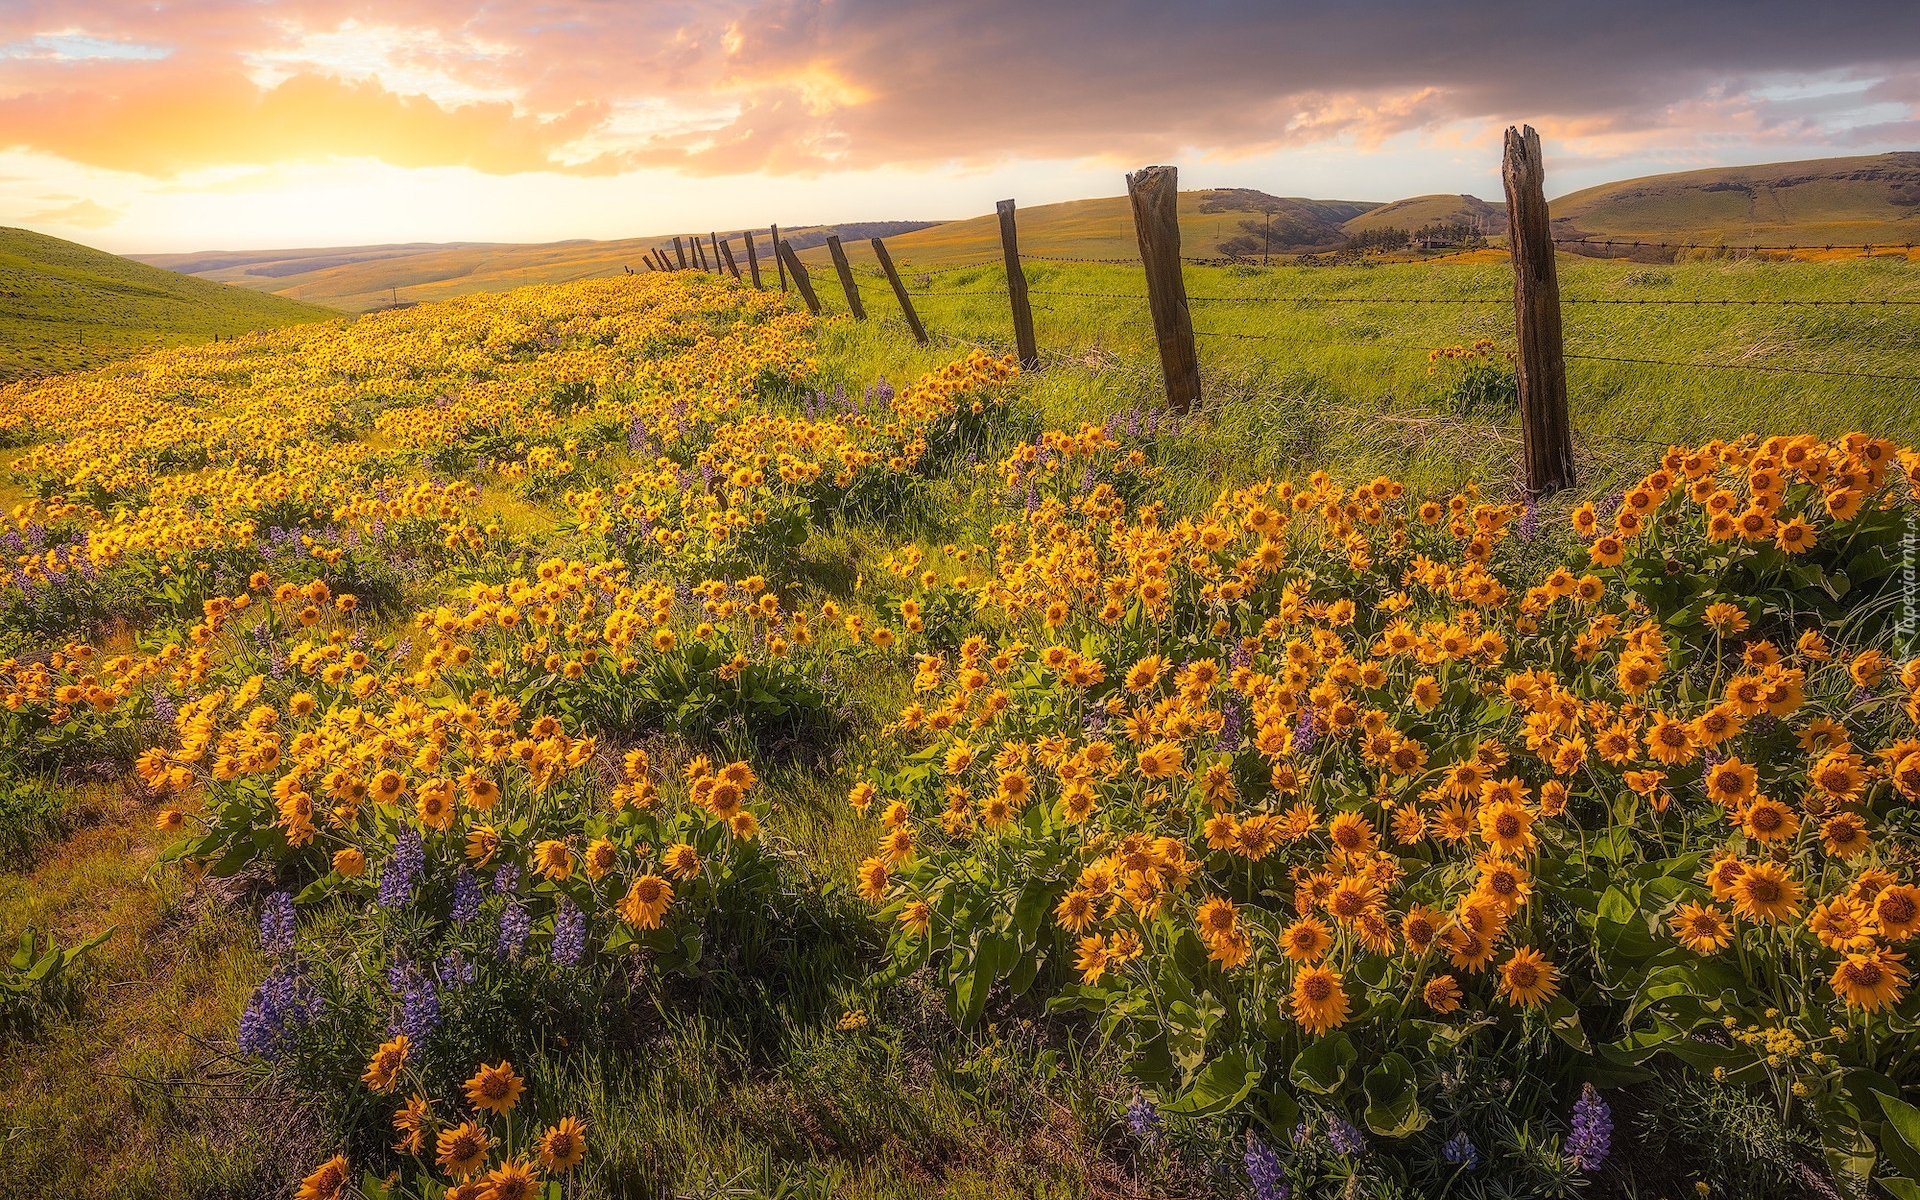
0,65,618,176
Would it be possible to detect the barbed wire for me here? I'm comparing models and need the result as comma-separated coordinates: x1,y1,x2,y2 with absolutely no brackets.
1562,353,1920,383
1553,238,1913,253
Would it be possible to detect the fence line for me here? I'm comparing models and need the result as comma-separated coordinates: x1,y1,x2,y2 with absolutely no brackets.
656,142,1915,494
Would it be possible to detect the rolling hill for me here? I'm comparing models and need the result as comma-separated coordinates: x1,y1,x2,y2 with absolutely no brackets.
132,222,940,313
91,153,1920,320
0,227,336,382
1550,152,1920,247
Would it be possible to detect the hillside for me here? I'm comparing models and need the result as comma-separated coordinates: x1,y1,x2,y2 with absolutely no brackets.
0,227,335,382
791,190,1378,274
1343,193,1504,237
107,154,1920,317
133,222,941,314
1551,152,1920,246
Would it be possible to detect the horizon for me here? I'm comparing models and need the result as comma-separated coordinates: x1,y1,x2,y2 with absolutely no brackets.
3,1,1918,255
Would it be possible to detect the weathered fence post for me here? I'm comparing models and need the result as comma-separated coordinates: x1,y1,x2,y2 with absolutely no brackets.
743,230,764,288
996,200,1038,367
1126,165,1200,414
718,237,742,280
672,237,688,269
694,236,710,271
1501,125,1575,495
771,224,788,290
776,240,822,315
871,237,928,344
825,235,866,319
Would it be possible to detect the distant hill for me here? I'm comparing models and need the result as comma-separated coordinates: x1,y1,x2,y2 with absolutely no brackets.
0,227,334,382
789,190,1380,274
1344,194,1504,237
132,222,943,313
104,154,1920,318
1551,153,1920,247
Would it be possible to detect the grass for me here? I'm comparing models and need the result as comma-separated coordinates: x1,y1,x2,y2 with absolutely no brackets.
0,248,1913,1197
810,251,1920,500
0,228,335,382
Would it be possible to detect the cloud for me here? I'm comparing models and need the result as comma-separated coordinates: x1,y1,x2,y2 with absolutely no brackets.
0,1,1915,180
0,65,618,176
25,197,121,228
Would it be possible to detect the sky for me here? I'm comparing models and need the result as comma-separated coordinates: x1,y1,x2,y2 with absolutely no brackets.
1,1,1918,254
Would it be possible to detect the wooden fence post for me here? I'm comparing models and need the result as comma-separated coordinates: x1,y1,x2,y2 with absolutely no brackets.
694,236,710,271
1501,125,1575,495
672,237,688,269
996,199,1038,367
743,230,763,288
718,237,742,280
1126,165,1200,414
776,240,822,314
871,237,928,344
771,224,788,290
825,236,866,319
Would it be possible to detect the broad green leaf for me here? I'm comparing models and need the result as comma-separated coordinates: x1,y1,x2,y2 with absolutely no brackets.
1290,1031,1355,1095
1165,1050,1260,1117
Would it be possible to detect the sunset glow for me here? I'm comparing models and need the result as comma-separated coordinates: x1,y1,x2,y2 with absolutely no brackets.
2,2,1917,251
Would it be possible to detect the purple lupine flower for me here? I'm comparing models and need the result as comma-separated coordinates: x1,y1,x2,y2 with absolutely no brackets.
398,978,440,1042
389,638,412,663
1215,701,1243,752
1146,410,1161,436
1126,1093,1160,1140
552,900,586,966
1292,706,1319,755
237,962,321,1060
1597,492,1623,520
151,688,177,724
1025,479,1038,515
1244,1133,1288,1200
1519,497,1539,542
1566,1083,1611,1172
1292,1123,1310,1147
875,376,894,404
498,901,531,959
1442,1132,1478,1170
493,862,520,896
1327,1118,1364,1156
452,866,483,924
438,950,478,988
379,829,424,908
259,891,296,955
1853,685,1875,706
371,515,385,542
1080,465,1096,493
1703,748,1725,768
1230,641,1252,671
1750,714,1778,735
270,650,287,680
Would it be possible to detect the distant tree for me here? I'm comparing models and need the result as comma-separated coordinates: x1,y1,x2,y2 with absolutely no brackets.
1343,226,1412,254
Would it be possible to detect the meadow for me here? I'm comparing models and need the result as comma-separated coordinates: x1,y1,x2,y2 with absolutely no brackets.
0,227,333,381
0,252,1917,1200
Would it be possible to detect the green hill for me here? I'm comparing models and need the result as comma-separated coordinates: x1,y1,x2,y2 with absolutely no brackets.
131,223,940,314
1344,193,1504,237
0,227,335,381
1551,152,1920,246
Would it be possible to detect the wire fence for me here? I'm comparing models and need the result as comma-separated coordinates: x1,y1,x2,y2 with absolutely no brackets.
856,254,1920,388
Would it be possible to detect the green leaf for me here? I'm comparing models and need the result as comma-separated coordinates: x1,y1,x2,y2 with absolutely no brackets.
1876,1093,1920,1181
1880,1178,1920,1200
1546,995,1591,1054
1290,1031,1355,1095
1362,1052,1428,1137
1165,1050,1260,1117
